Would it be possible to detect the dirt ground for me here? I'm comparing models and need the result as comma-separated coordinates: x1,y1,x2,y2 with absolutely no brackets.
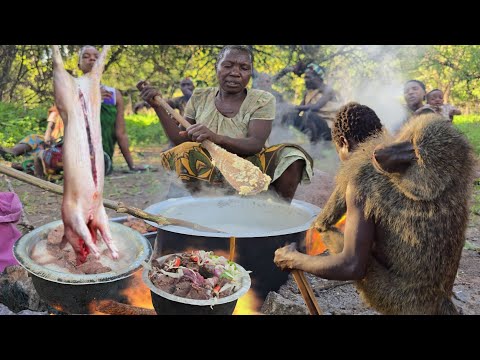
1,141,479,315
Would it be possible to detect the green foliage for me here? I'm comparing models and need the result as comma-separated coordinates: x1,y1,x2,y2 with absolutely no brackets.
2,45,480,153
0,102,168,148
471,183,480,216
413,45,480,111
0,102,48,147
453,114,480,155
124,113,168,146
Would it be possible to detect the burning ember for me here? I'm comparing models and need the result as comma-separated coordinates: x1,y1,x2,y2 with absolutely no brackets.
48,304,69,315
306,215,346,256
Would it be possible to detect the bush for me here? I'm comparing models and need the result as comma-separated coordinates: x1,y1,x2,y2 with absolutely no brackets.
124,113,168,146
453,115,480,155
0,102,48,147
0,103,168,148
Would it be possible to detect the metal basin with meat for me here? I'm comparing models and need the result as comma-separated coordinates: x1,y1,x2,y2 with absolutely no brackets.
143,253,251,315
13,220,152,314
144,196,320,300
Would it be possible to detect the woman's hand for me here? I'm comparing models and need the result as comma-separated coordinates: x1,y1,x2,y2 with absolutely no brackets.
100,86,113,102
182,124,219,143
274,242,299,271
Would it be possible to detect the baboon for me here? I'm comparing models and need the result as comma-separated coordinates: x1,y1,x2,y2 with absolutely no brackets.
275,112,476,315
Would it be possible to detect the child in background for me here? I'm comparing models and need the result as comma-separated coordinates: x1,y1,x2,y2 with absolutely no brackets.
425,88,461,122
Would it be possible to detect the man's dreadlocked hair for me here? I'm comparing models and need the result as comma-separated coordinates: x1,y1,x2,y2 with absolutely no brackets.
332,102,383,146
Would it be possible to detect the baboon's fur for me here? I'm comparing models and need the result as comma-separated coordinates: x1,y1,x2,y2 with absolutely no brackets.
314,184,347,232
314,114,476,314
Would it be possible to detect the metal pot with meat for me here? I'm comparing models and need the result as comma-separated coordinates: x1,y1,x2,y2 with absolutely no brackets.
143,250,251,315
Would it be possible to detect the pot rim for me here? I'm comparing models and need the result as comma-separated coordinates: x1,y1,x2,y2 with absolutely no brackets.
13,220,152,285
143,196,320,238
142,253,251,307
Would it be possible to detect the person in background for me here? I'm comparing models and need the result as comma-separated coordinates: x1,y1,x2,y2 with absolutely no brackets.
281,63,340,143
133,77,195,116
252,72,286,104
0,105,64,176
78,45,146,175
166,77,195,116
403,80,427,116
416,88,461,122
0,105,64,160
393,79,427,133
140,45,314,203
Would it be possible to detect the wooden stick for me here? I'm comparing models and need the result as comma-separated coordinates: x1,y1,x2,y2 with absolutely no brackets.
94,300,156,315
298,271,323,314
292,269,323,315
0,163,222,233
229,236,236,261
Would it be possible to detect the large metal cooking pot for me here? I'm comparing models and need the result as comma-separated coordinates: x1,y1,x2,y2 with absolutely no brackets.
14,220,152,314
144,196,320,300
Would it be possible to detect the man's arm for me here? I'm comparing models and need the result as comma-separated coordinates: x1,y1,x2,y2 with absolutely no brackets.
166,98,177,110
275,182,374,281
44,111,57,144
113,89,136,169
303,86,335,112
448,105,461,120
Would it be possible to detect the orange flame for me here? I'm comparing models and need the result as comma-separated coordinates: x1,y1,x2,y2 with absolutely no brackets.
52,304,64,312
306,214,346,255
120,270,154,309
49,304,64,315
233,289,263,315
87,270,153,315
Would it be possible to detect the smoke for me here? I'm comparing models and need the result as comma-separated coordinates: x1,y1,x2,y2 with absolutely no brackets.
330,45,431,134
155,169,190,200
343,79,407,133
269,122,340,175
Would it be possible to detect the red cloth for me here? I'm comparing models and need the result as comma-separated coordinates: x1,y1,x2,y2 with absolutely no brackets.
0,192,22,271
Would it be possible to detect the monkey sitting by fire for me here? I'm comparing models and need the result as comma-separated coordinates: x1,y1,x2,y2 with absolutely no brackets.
274,103,476,315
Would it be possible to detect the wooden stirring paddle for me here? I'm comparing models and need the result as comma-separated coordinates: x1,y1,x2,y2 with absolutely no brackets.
136,81,272,196
0,164,223,234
